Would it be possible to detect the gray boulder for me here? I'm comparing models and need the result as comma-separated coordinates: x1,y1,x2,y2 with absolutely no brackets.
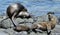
0,18,34,29
36,15,49,22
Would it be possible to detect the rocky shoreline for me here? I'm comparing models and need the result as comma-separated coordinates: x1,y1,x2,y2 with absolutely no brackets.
0,15,60,35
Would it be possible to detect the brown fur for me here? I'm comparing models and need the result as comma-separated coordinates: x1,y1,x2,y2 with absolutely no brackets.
14,24,30,34
1,3,28,27
7,3,27,19
32,14,58,35
14,25,30,31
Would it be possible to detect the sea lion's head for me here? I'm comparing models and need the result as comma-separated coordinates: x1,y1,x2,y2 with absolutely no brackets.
47,12,54,21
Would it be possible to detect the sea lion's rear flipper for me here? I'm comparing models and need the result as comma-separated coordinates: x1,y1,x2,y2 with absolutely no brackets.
46,24,51,35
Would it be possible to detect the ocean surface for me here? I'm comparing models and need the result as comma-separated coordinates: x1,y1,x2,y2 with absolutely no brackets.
0,0,60,16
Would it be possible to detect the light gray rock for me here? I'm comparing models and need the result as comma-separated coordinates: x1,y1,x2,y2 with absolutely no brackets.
1,19,13,28
16,31,28,35
15,18,34,24
0,17,34,29
4,28,28,35
0,15,59,35
0,29,9,35
0,15,50,29
36,15,49,22
0,32,9,35
29,32,37,35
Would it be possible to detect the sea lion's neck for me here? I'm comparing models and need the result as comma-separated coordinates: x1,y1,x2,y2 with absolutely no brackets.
48,15,51,21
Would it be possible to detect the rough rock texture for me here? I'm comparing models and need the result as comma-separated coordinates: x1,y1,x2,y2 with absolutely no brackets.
0,17,34,28
0,15,59,35
36,15,49,22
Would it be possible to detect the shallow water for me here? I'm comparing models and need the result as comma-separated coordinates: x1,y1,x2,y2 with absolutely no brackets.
0,0,60,16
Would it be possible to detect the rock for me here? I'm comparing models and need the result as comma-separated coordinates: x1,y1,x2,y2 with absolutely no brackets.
15,18,34,24
0,17,34,29
16,31,28,35
0,15,59,35
4,28,28,35
1,19,14,28
29,32,37,35
0,28,9,35
0,15,50,29
0,32,9,35
36,15,49,22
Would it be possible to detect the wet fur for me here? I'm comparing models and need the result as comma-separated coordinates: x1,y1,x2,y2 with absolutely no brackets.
0,3,30,27
14,24,31,34
32,14,58,35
